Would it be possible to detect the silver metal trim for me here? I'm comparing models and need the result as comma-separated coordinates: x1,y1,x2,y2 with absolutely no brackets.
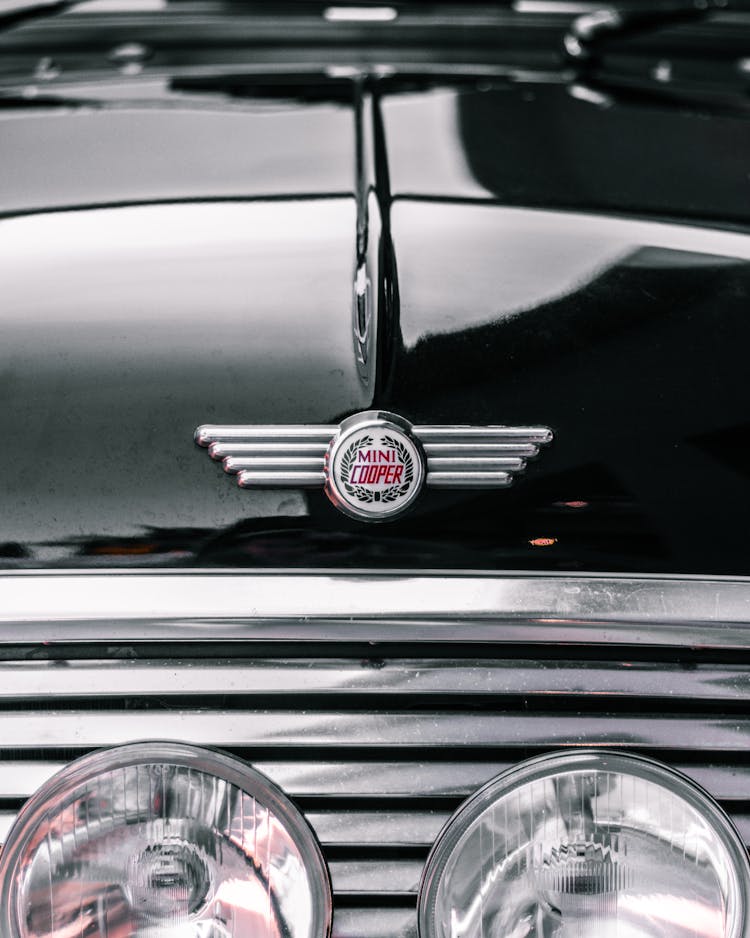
426,470,512,488
414,426,552,443
2,572,750,646
0,708,745,752
331,909,413,938
238,470,326,487
195,414,553,506
426,458,524,471
196,426,337,444
208,442,330,458
0,624,748,929
329,859,423,896
422,443,538,457
225,457,325,472
197,425,337,489
1,656,748,702
415,425,552,488
1,754,747,802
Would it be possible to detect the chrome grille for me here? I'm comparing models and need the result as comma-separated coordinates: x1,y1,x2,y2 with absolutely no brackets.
0,652,748,938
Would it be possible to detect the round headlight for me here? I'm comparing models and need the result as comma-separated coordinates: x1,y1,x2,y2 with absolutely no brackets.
0,742,332,938
419,750,750,938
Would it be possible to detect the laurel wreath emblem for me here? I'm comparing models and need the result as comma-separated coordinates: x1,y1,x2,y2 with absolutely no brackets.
341,433,414,505
340,435,376,502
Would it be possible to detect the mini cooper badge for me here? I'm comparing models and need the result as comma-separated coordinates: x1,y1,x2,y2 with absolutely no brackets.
196,411,553,522
326,413,424,520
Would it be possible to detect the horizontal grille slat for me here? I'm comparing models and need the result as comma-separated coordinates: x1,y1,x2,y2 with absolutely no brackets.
0,806,747,860
258,760,512,797
0,658,747,701
307,810,446,847
0,650,748,934
0,709,747,750
329,860,423,895
260,760,750,803
730,813,750,843
2,759,750,802
0,813,16,843
0,761,66,797
333,907,416,938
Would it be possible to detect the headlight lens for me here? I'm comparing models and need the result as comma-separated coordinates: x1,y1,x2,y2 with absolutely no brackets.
0,742,332,938
419,750,750,938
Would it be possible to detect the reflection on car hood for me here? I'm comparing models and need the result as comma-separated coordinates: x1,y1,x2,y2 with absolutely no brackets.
1,75,749,573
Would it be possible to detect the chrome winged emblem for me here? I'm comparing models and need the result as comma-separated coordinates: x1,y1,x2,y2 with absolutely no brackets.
196,411,553,521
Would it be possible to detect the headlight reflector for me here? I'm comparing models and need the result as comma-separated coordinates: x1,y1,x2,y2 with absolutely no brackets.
419,750,750,938
0,742,332,938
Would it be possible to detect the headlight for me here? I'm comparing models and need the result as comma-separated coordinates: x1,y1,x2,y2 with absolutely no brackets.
0,742,332,938
419,750,750,938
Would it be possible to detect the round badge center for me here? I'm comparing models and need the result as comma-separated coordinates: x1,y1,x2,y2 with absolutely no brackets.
326,415,425,520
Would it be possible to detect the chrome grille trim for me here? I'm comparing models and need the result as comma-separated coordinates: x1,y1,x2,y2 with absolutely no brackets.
0,654,748,931
1,757,748,801
0,708,746,751
1,571,750,646
0,657,746,699
0,573,749,936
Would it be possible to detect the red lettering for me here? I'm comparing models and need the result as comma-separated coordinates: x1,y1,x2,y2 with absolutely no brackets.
349,458,405,488
356,449,397,464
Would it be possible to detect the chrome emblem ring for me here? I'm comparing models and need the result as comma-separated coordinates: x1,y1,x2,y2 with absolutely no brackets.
326,411,425,521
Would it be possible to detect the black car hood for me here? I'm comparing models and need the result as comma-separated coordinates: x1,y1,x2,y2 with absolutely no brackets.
1,75,749,573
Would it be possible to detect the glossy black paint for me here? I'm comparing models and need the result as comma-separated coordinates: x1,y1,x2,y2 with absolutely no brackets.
376,79,750,575
1,59,749,573
0,80,368,561
382,81,750,224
